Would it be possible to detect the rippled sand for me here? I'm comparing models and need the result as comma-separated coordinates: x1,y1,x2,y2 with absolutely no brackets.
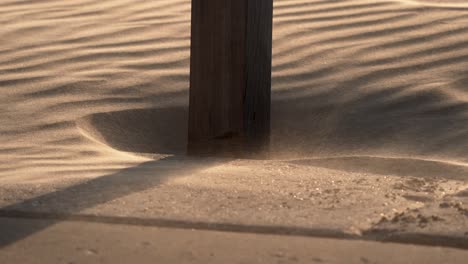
1,0,468,184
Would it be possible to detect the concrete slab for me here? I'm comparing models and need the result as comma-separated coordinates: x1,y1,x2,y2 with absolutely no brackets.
1,157,467,249
1,217,467,264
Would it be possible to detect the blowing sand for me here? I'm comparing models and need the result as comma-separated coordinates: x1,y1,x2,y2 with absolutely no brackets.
1,0,468,249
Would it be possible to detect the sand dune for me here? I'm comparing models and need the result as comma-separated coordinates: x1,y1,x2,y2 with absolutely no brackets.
1,0,468,185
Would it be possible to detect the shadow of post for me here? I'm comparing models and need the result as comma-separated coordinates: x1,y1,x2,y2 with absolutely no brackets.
0,156,227,248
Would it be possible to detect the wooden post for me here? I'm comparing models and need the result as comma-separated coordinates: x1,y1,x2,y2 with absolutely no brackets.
188,0,273,157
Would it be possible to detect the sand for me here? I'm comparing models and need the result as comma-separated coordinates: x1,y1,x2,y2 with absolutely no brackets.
1,0,468,250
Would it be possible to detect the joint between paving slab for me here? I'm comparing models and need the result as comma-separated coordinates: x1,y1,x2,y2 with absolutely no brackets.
1,210,467,250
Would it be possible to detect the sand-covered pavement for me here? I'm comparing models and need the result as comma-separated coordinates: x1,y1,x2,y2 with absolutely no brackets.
1,0,468,261
1,217,467,264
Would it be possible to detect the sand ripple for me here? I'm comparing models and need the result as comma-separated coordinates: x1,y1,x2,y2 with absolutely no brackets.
1,0,468,183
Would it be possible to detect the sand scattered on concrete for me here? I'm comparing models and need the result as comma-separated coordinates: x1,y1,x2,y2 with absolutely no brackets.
1,0,468,246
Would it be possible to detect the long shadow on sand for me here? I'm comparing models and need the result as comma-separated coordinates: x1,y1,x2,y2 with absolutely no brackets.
0,156,227,248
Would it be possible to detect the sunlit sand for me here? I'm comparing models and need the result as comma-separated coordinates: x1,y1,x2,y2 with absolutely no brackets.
1,0,467,254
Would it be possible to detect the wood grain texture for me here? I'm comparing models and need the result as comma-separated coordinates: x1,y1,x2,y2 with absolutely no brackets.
188,0,273,157
244,0,273,149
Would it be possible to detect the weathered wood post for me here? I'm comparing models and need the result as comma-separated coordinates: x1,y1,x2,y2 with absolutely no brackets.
188,0,273,157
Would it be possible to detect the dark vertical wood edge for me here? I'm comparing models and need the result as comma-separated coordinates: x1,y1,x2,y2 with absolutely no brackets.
244,0,273,152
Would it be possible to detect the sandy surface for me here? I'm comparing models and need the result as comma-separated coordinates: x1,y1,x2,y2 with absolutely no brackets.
1,0,468,250
1,218,468,264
